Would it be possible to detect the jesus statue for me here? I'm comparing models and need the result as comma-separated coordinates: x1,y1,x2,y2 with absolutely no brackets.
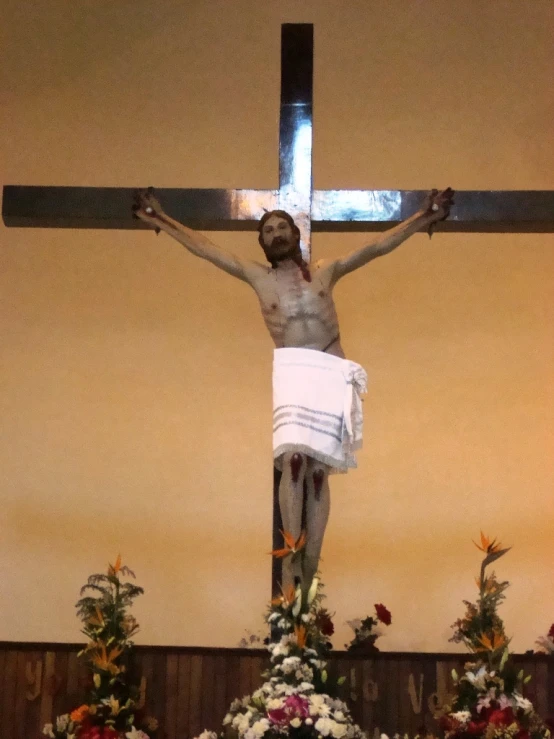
133,187,454,596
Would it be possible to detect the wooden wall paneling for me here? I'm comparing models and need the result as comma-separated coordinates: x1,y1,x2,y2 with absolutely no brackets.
164,653,179,739
38,652,56,731
532,660,549,719
200,653,216,732
23,650,42,739
0,649,6,728
345,656,362,725
249,654,264,695
238,655,252,700
1,650,18,737
189,654,204,738
526,657,546,714
369,652,385,737
51,651,69,725
548,658,554,724
176,653,192,738
138,651,155,720
388,656,402,735
152,652,167,734
213,654,229,729
398,656,414,736
421,656,439,733
66,649,81,704
361,658,377,735
0,645,553,738
14,650,27,739
225,655,241,709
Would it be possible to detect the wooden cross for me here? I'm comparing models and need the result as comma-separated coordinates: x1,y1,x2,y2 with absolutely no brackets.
3,24,554,596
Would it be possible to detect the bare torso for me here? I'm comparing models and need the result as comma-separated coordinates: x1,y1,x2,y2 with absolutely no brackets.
247,258,344,357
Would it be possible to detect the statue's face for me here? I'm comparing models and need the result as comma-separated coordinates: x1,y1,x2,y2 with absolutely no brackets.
260,214,298,261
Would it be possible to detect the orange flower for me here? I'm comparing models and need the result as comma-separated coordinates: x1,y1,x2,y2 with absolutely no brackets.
475,630,506,652
271,583,297,607
91,642,123,674
271,530,306,559
70,704,90,722
294,624,307,649
473,532,503,554
87,605,105,628
108,554,122,576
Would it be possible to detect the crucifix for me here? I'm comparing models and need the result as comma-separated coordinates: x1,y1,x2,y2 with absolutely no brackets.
3,24,554,598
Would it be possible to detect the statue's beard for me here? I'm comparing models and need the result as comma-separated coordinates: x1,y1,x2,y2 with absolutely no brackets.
264,236,300,264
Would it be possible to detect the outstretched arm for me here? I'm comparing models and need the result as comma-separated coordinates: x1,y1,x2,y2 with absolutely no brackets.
133,188,254,283
330,188,454,283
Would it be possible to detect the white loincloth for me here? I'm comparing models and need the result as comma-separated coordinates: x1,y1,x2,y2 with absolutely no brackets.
273,347,368,474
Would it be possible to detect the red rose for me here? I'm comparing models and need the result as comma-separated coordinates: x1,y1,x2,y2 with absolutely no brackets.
315,610,335,637
489,708,515,726
548,623,554,639
467,720,487,735
374,603,392,626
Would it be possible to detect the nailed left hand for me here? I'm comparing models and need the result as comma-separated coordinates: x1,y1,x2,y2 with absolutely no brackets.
423,187,455,222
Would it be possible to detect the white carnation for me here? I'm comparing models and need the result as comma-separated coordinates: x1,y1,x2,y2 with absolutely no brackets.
272,642,289,657
451,711,471,724
310,694,331,716
251,719,270,737
331,722,348,738
315,717,334,736
290,718,302,728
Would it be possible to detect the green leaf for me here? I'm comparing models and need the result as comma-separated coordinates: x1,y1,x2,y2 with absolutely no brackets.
337,676,346,685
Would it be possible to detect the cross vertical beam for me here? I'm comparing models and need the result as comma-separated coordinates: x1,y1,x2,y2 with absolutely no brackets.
272,24,314,596
278,24,314,260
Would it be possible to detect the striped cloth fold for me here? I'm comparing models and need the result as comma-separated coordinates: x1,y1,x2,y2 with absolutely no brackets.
273,347,367,473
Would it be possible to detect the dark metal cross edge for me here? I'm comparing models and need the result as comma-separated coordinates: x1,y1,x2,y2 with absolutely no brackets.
3,24,553,596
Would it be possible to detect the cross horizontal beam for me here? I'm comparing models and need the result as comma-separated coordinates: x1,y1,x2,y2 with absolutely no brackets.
3,186,554,233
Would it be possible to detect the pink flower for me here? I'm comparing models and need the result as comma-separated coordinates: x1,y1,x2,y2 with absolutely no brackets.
268,695,310,725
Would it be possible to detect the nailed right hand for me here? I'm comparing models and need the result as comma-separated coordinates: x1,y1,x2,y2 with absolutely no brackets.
132,186,164,225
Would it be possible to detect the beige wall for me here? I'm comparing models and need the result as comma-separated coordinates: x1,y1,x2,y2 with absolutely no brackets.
1,0,552,653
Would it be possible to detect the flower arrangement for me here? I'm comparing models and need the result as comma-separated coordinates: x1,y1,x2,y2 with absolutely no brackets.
42,556,157,739
194,574,364,739
535,624,554,655
439,533,550,739
345,603,392,653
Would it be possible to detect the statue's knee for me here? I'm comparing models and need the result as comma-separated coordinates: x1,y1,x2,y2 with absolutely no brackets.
287,452,306,483
312,466,326,500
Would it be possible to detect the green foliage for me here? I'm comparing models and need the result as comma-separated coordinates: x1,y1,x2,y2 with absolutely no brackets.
449,535,510,669
45,556,157,738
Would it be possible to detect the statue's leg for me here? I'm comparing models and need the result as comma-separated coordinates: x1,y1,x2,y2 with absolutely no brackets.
279,451,307,591
303,459,330,594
